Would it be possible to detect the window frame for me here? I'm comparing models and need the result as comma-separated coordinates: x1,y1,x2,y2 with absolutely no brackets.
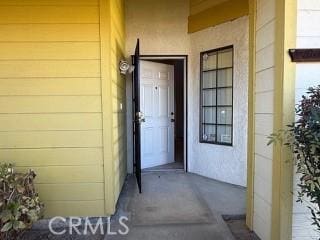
199,45,234,146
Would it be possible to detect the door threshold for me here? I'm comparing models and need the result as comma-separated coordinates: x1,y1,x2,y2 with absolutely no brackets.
142,168,185,173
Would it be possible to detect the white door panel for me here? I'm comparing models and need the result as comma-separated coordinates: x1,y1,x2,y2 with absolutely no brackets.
158,86,169,117
159,127,169,153
141,84,153,117
158,71,168,80
142,127,153,155
141,68,153,79
140,60,174,169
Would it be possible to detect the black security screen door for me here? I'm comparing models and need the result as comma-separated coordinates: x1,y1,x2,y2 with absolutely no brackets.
133,39,142,193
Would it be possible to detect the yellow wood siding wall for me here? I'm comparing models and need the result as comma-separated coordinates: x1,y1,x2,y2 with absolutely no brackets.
110,0,127,203
0,0,126,217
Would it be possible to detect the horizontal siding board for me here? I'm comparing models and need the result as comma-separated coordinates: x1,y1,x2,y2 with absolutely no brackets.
253,194,272,224
0,0,107,218
0,60,100,78
0,42,100,60
36,183,104,201
254,155,273,187
0,24,99,42
255,68,275,93
0,6,99,23
0,147,103,166
255,114,273,136
43,200,104,217
0,78,101,96
0,0,99,6
255,133,273,159
256,20,275,51
0,130,103,148
256,0,275,30
255,91,274,114
16,165,103,183
253,211,271,240
0,96,101,113
254,176,272,210
256,44,275,72
0,113,102,131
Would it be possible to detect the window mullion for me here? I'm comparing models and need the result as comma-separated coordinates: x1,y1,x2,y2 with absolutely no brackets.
200,46,233,145
215,53,218,144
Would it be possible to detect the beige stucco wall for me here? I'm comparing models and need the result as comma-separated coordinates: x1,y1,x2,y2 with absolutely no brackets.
125,0,190,55
125,0,190,173
189,16,249,187
125,0,249,188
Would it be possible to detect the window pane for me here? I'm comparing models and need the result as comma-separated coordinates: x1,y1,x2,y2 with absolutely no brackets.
218,50,233,68
217,68,233,87
217,88,232,105
203,53,217,71
203,124,216,142
200,46,233,145
203,71,216,88
217,126,232,144
203,107,216,124
217,107,232,124
203,89,216,106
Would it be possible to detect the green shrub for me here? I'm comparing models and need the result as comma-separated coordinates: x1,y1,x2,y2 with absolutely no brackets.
0,164,44,240
268,85,320,236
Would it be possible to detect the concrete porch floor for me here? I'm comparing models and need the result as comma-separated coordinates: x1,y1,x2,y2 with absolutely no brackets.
22,171,247,240
108,171,246,240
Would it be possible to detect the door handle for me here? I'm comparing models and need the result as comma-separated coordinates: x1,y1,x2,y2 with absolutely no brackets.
135,112,145,123
171,112,175,123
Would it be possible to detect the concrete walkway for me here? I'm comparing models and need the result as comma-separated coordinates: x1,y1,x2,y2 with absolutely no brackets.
107,172,246,240
22,172,246,240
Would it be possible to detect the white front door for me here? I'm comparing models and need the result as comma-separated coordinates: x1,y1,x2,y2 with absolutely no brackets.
140,60,175,169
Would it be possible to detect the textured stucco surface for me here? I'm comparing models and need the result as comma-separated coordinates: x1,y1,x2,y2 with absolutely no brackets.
125,0,190,174
188,17,249,187
125,1,249,187
125,0,190,56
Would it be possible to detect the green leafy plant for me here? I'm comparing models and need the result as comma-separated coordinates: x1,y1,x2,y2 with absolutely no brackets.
0,163,44,240
268,86,320,236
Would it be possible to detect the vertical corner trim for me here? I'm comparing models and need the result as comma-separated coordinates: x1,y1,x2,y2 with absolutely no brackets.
99,0,116,215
